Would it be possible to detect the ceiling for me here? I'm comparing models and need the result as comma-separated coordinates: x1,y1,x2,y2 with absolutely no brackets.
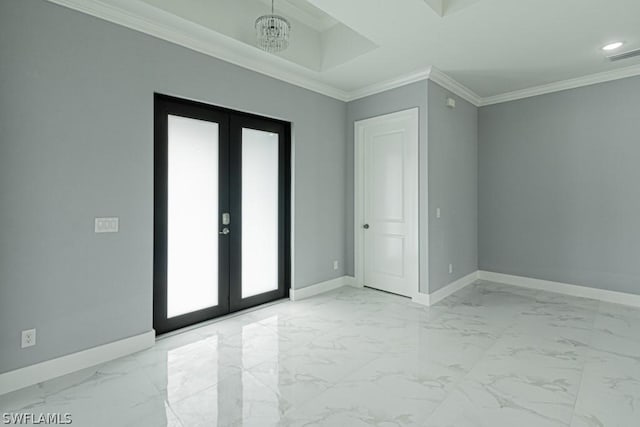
137,0,377,72
49,0,640,103
256,0,337,32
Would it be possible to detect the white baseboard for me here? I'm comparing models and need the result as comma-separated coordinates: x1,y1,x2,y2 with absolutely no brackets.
413,271,479,306
412,292,432,306
478,271,640,308
289,276,356,301
0,330,155,396
343,276,359,288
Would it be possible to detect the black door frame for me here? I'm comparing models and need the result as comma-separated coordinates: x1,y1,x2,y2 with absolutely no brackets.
153,94,291,335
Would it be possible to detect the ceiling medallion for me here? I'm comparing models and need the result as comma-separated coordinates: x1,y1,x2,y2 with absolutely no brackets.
255,0,291,53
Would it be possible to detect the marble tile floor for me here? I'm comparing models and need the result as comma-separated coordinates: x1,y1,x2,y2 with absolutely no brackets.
1,281,640,426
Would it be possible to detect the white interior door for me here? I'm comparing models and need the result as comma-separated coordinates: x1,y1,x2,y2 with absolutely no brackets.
356,109,419,297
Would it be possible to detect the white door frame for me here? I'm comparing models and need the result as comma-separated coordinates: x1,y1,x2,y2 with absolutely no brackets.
354,108,420,297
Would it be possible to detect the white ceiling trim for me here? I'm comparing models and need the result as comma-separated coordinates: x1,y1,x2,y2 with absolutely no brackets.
480,64,640,106
345,69,431,102
344,66,484,106
428,67,482,106
43,0,640,107
46,0,351,101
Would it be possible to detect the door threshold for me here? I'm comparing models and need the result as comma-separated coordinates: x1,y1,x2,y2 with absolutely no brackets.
156,298,288,341
363,286,412,299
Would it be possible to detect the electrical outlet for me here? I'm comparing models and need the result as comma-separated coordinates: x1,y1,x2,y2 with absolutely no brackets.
449,264,453,274
21,329,36,348
333,260,339,271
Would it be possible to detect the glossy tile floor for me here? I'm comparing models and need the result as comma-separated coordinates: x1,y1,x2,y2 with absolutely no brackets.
2,281,640,426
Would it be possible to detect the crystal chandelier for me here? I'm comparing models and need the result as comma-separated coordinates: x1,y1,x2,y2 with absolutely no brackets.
255,0,291,53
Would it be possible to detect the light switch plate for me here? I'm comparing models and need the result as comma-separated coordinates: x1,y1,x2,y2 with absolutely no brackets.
95,217,119,233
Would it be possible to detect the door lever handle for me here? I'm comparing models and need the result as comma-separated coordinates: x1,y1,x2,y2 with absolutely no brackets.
219,228,230,235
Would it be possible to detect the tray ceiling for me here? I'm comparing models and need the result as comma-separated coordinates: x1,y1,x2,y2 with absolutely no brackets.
46,0,640,103
139,0,377,72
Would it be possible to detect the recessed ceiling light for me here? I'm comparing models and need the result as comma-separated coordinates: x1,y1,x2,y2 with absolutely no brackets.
602,42,624,51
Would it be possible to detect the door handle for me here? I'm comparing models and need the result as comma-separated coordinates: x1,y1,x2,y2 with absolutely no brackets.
363,224,370,229
219,228,230,235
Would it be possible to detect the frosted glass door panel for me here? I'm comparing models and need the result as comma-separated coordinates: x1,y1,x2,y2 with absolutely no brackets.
167,115,219,318
241,128,279,298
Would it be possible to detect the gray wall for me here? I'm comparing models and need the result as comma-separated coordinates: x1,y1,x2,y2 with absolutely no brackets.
0,0,347,373
346,81,430,293
427,81,478,292
479,76,640,295
346,81,478,294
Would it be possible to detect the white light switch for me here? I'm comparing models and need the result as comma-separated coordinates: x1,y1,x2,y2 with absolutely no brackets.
436,208,441,219
95,217,119,233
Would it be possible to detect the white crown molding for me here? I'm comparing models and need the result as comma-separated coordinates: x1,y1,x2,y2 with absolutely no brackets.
43,0,640,106
480,64,640,106
355,63,640,108
345,68,432,102
427,67,482,106
345,67,483,107
46,0,350,101
45,0,484,104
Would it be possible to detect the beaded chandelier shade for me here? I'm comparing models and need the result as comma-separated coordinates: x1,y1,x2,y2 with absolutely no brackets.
255,0,291,53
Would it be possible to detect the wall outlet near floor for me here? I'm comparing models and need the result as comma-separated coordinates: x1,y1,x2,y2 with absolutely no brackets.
333,260,339,271
21,329,36,348
449,264,453,274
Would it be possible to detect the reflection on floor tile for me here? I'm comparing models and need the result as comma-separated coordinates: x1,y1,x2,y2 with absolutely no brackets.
1,281,640,426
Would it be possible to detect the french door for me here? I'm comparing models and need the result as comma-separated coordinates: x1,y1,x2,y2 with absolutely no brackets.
153,94,290,335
